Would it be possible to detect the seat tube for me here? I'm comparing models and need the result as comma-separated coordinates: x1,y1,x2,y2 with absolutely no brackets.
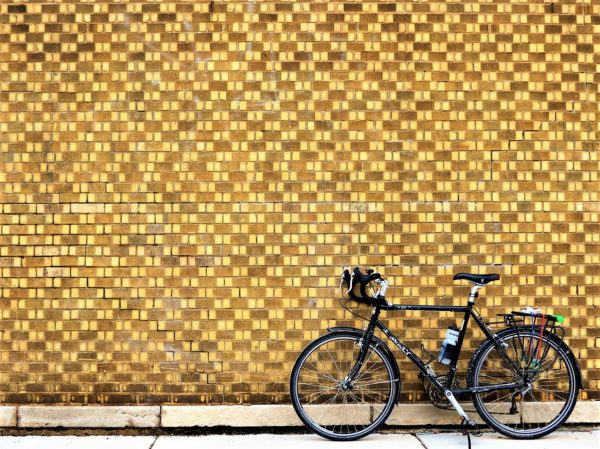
446,283,481,385
447,289,480,386
447,307,471,386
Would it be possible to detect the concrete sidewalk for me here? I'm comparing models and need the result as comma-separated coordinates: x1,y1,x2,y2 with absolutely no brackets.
0,430,598,449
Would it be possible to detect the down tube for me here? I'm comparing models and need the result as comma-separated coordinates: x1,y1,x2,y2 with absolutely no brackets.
375,320,444,390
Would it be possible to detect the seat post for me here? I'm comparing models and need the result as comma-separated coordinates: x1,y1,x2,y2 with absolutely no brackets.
468,283,483,304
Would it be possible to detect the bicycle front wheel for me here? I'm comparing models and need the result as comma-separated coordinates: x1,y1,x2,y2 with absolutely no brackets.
290,331,398,441
468,327,579,439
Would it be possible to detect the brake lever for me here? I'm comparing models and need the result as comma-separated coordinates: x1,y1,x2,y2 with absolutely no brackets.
376,278,389,297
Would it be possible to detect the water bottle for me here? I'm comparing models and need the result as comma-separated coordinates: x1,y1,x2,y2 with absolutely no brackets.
438,325,460,365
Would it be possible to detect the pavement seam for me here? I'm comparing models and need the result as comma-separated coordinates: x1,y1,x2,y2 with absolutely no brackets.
148,435,159,449
414,433,429,449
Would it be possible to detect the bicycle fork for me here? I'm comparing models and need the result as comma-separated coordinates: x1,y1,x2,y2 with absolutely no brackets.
340,316,380,390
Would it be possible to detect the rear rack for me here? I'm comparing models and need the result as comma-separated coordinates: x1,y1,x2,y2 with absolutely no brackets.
498,311,566,372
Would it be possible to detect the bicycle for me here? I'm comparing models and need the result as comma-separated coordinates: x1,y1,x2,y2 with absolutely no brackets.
290,267,583,441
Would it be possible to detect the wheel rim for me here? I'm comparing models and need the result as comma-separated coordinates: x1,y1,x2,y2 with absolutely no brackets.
473,331,577,436
292,335,396,439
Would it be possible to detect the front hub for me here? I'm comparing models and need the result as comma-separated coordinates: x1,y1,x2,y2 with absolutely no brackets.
340,378,354,391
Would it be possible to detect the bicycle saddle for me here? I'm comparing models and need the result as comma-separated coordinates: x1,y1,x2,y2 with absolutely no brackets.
453,273,500,285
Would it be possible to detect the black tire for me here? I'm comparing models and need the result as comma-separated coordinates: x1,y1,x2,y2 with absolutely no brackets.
468,327,579,439
290,331,398,441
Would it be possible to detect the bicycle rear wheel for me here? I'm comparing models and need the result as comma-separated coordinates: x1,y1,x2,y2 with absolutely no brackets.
468,328,579,439
290,331,398,441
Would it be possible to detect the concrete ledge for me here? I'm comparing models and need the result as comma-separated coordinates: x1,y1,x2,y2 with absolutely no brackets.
18,406,160,428
162,405,302,427
163,401,600,428
567,401,600,424
1,402,597,428
0,406,17,427
387,403,470,426
388,401,600,426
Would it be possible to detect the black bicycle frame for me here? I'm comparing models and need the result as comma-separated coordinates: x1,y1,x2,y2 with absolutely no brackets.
351,301,524,397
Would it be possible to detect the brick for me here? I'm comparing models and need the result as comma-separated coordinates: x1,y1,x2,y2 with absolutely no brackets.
0,0,597,408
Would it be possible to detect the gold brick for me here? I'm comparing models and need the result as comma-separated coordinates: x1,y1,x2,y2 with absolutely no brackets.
0,0,597,405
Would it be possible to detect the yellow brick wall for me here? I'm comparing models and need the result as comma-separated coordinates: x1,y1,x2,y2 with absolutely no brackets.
0,0,598,404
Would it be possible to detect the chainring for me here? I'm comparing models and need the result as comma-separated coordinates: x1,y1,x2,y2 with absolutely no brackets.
425,375,461,410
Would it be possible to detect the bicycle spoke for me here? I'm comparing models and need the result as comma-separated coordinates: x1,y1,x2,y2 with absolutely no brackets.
301,361,340,383
291,334,396,440
354,378,395,388
299,385,340,403
326,348,345,378
471,330,578,438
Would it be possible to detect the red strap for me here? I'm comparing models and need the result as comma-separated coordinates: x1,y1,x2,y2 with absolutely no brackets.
536,313,545,360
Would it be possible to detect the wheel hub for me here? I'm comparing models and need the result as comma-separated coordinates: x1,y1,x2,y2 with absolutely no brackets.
339,378,354,391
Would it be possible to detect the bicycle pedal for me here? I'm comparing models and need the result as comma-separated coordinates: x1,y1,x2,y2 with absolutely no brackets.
461,419,481,436
469,424,482,437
